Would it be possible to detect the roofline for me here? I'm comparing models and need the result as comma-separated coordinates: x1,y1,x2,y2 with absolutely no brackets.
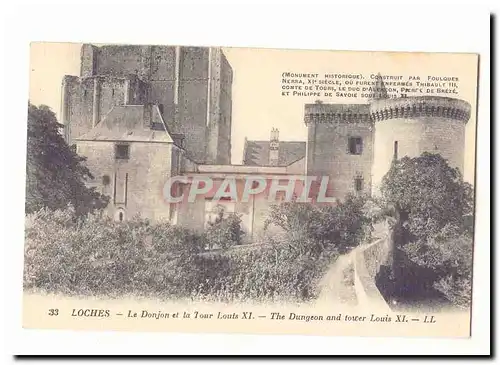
284,155,306,167
74,138,175,144
243,140,306,144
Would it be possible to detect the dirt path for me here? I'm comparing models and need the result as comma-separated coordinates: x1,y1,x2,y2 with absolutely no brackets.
316,222,388,307
316,246,361,306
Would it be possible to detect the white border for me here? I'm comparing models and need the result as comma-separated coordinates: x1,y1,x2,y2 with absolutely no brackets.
2,0,492,357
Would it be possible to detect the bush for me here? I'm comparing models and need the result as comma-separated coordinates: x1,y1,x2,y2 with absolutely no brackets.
24,198,371,303
205,211,245,250
401,225,473,309
379,153,474,309
264,194,371,257
24,207,206,298
191,241,339,302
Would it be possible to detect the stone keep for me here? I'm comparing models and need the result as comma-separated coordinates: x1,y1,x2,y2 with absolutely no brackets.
62,44,233,165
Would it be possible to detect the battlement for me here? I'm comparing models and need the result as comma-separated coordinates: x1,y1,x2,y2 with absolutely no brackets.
304,103,371,124
370,96,471,123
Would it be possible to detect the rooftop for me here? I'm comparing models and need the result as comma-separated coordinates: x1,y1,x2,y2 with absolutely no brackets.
243,140,306,167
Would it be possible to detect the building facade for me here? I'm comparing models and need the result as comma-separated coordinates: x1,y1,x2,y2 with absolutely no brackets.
64,44,472,240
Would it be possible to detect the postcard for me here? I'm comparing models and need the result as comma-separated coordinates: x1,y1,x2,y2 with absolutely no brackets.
24,43,479,338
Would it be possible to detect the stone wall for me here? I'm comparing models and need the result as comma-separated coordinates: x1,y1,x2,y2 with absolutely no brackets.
76,140,174,221
62,75,93,144
370,96,471,194
72,44,233,165
62,74,148,145
353,236,392,311
305,108,373,199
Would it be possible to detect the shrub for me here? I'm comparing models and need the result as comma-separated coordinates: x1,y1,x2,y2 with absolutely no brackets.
24,207,206,298
25,199,371,303
205,211,245,250
265,194,370,257
191,241,339,302
402,225,473,309
378,153,475,309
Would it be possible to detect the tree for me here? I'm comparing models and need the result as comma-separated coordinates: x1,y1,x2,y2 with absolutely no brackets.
380,153,474,243
264,194,370,257
379,153,474,308
25,103,109,216
402,226,473,309
205,208,245,250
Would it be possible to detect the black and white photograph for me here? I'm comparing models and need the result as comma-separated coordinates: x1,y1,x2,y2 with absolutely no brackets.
20,42,481,339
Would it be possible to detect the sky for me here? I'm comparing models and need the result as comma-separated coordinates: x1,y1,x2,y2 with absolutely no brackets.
29,43,478,183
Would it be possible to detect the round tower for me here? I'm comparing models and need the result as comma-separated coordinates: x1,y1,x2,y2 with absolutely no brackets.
370,96,471,195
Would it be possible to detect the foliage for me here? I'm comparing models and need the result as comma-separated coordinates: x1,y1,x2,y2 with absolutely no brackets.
380,153,474,308
25,207,193,297
380,153,474,241
264,194,371,257
23,204,360,302
25,103,109,216
205,210,245,250
401,225,473,309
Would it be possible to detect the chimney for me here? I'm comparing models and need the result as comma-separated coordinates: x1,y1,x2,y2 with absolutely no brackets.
269,128,279,166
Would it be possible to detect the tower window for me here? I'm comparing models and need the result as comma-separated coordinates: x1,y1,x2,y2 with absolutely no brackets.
102,175,111,185
115,144,130,160
348,137,363,155
394,141,399,160
354,176,364,192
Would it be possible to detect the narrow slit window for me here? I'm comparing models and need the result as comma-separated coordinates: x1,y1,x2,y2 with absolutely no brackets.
354,177,364,192
102,175,110,186
394,141,399,160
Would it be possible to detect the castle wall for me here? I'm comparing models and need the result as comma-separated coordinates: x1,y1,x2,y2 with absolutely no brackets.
76,140,175,221
94,45,146,78
217,52,233,164
63,76,94,144
304,103,373,199
148,46,177,123
307,121,373,198
63,75,148,145
370,97,471,195
70,44,233,164
98,77,126,120
205,50,233,165
371,117,466,192
177,47,210,163
205,49,220,165
80,44,97,77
